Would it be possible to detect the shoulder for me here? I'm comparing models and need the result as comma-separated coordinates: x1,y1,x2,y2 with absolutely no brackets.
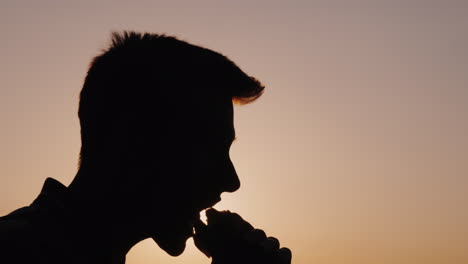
0,207,47,263
0,206,36,240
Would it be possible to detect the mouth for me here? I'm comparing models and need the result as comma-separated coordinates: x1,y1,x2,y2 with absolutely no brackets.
189,196,221,233
197,196,222,212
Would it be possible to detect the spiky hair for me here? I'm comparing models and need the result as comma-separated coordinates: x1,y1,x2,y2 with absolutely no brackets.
77,31,264,165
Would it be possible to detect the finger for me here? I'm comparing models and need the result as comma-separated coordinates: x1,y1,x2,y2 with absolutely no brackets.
243,229,267,245
193,237,212,257
205,208,223,222
193,217,207,233
206,209,254,236
225,212,254,233
278,247,292,264
193,227,213,257
260,237,280,252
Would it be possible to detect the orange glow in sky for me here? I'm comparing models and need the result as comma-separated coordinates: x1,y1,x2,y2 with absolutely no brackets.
1,1,468,264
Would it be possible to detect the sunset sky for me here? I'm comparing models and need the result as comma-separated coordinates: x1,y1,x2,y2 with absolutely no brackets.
1,1,467,263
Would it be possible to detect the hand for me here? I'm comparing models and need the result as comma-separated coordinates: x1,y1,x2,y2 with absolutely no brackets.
193,209,292,264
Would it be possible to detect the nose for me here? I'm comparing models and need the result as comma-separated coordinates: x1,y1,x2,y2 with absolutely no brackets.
222,158,240,193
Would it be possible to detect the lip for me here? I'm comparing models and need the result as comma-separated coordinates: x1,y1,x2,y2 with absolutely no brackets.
196,196,221,212
189,196,221,222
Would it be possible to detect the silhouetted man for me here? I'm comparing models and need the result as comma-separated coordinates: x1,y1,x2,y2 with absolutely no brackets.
0,31,291,264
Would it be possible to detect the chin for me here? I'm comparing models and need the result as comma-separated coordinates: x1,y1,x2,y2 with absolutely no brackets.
153,234,189,256
163,242,186,256
151,221,194,256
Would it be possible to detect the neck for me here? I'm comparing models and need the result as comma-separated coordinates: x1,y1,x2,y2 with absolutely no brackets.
66,165,149,262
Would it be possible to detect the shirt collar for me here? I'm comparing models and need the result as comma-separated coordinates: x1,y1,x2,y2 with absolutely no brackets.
27,178,126,264
31,177,69,213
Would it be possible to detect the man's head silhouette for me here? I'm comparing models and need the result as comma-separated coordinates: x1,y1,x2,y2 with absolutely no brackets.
68,31,264,256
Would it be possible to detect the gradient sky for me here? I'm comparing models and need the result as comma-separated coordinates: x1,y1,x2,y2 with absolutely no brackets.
1,1,468,263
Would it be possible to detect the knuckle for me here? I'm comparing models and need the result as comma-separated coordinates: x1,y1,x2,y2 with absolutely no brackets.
243,229,267,244
268,237,280,248
278,247,292,262
260,238,279,252
254,229,267,238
